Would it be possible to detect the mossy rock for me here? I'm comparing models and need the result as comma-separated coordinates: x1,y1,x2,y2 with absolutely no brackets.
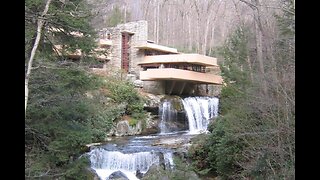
160,95,184,112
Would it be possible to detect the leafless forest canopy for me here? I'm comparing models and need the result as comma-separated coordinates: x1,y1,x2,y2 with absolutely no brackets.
87,0,283,54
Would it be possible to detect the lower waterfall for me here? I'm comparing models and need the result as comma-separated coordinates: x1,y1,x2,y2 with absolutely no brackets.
88,135,175,180
89,149,160,180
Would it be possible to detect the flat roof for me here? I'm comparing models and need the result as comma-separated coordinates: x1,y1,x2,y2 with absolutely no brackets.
138,54,218,67
134,42,179,54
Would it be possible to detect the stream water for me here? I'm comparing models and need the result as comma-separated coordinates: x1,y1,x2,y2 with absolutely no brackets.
87,96,219,180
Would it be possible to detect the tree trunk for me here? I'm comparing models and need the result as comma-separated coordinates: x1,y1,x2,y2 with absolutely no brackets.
156,1,160,44
25,0,52,113
246,55,254,82
208,26,215,55
124,3,127,23
196,16,200,53
153,0,157,41
166,3,170,45
181,12,185,48
202,13,211,55
239,0,267,94
188,13,192,51
253,0,268,95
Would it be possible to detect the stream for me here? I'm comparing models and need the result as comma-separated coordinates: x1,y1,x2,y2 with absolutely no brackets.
87,96,219,180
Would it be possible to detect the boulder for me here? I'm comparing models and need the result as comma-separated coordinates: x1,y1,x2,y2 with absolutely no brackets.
141,164,169,180
133,80,144,88
141,112,159,135
135,169,144,179
113,118,143,136
109,171,129,180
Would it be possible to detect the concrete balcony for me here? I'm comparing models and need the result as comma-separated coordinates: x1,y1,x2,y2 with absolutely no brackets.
134,42,179,54
140,68,223,84
138,54,218,67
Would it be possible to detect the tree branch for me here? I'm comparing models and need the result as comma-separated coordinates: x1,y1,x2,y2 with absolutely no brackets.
239,0,257,10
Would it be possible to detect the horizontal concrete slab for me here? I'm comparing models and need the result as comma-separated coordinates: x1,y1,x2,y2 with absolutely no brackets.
138,54,218,67
134,42,179,54
140,68,223,84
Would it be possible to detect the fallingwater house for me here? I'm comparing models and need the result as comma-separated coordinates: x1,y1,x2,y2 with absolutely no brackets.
53,20,223,96
52,21,224,178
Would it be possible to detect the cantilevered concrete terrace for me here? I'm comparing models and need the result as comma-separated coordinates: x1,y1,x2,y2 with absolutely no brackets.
135,42,179,54
138,53,222,85
138,54,218,67
138,53,222,95
140,68,223,84
53,38,112,60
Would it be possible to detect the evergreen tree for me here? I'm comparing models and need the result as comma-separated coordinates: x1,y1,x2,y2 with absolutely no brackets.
25,0,98,61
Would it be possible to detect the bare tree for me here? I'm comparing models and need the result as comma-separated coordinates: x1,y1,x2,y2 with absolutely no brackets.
239,0,268,94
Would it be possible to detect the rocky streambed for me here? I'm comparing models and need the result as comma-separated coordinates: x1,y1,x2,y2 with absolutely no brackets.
85,95,219,180
86,131,199,180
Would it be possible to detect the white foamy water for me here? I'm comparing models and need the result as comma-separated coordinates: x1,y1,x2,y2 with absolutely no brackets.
159,100,177,134
181,97,219,134
88,148,174,180
163,152,174,169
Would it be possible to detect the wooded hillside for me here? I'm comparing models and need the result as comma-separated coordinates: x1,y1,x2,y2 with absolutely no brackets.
25,0,294,179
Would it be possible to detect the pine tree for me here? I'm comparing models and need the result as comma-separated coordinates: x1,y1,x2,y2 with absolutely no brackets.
25,0,98,112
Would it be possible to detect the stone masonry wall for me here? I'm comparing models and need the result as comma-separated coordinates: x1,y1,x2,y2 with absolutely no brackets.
142,81,165,95
106,20,148,78
196,66,222,97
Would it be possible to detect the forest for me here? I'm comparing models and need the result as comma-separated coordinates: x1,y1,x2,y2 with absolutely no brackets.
25,0,294,179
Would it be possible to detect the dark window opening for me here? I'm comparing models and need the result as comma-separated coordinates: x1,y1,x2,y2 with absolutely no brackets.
121,32,131,73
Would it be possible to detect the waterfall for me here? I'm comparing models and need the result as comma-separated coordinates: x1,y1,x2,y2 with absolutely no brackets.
163,152,174,169
181,96,219,134
88,148,174,180
159,99,177,134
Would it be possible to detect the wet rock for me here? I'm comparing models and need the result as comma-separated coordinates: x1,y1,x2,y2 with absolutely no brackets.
108,112,160,137
136,169,144,179
141,112,159,135
109,171,129,180
115,121,130,136
85,167,100,180
139,92,165,110
114,119,143,136
134,79,144,88
126,74,137,82
142,164,169,180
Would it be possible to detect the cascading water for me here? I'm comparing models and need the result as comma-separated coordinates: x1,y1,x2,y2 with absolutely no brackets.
181,96,219,134
159,99,177,134
163,152,174,169
87,96,219,179
88,135,175,180
89,149,160,180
